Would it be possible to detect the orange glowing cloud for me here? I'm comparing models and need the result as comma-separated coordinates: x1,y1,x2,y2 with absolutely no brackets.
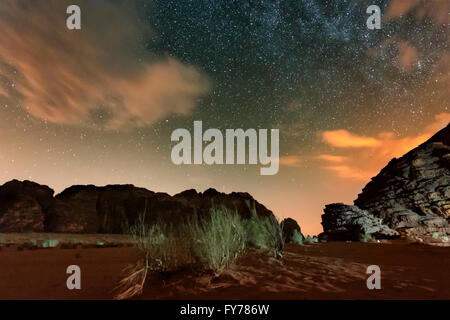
397,42,419,70
0,85,7,98
322,130,381,148
319,113,450,181
324,165,373,181
0,0,209,129
317,154,347,163
387,0,450,24
387,0,422,19
279,155,302,168
367,39,420,71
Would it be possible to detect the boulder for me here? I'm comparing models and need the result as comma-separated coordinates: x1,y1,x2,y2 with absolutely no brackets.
319,203,398,241
281,218,304,243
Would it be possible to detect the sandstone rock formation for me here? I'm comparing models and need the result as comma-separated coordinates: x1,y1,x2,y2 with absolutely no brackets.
281,218,304,243
320,204,398,241
46,184,158,233
0,180,275,234
321,123,449,241
0,180,54,232
354,123,449,231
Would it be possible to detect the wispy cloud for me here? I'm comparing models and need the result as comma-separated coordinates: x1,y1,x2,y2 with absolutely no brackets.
319,113,450,181
366,39,420,71
0,0,209,129
323,165,373,181
317,154,347,163
396,42,419,70
322,130,380,148
278,155,302,168
387,0,449,24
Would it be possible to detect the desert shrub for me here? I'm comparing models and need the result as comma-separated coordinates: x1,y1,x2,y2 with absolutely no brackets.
244,201,284,259
115,203,247,300
115,214,187,300
359,233,373,243
127,212,193,274
41,239,59,248
304,235,315,244
291,229,304,245
187,206,246,273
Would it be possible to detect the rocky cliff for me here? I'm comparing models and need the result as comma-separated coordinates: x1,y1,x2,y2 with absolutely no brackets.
321,123,450,241
0,181,275,234
0,180,54,232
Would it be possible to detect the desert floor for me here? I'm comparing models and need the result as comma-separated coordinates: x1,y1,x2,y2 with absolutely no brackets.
0,236,449,300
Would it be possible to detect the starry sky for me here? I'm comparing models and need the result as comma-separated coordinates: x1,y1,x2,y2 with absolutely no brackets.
0,0,449,235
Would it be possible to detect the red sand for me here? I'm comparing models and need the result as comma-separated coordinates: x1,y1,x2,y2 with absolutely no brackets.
0,241,449,300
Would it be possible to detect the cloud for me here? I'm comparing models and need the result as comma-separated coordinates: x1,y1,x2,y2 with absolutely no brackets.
0,85,7,98
387,0,422,19
387,0,450,24
396,42,419,70
323,165,373,181
278,155,302,168
317,155,366,180
367,39,420,71
0,0,209,129
322,130,381,148
317,154,347,163
319,113,450,181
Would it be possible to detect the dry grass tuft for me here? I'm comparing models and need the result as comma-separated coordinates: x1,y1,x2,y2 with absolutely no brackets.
115,201,283,299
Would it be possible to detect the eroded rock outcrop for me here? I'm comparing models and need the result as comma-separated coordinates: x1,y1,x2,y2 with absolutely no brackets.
0,180,275,233
320,204,398,241
281,218,304,243
354,123,449,231
0,180,54,232
321,123,450,241
46,184,158,233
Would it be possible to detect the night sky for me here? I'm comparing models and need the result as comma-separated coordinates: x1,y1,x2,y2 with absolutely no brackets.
0,0,448,235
